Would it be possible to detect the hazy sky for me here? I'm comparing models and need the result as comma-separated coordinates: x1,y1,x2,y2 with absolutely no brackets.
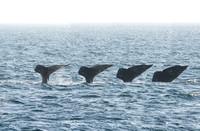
0,0,199,24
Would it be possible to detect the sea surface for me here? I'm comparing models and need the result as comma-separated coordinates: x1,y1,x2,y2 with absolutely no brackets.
0,24,200,131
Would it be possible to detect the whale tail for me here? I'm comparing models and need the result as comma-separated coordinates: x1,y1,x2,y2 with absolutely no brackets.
35,64,70,83
117,65,153,82
152,65,188,82
78,64,113,83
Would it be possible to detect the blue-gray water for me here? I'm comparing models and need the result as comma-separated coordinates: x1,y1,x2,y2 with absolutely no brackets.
0,24,200,131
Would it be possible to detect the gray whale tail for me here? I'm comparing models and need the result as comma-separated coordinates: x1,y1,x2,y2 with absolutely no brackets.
152,65,188,82
78,64,113,83
117,65,153,82
35,64,70,83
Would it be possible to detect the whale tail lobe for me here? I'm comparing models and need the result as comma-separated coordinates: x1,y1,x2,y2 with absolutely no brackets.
117,65,153,82
152,65,188,82
35,64,70,83
78,64,113,83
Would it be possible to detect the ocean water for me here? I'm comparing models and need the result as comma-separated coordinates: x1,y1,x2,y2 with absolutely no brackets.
0,24,200,131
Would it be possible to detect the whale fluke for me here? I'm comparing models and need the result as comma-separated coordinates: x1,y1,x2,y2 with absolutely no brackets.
152,65,188,82
78,64,113,83
35,64,70,83
117,65,153,82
